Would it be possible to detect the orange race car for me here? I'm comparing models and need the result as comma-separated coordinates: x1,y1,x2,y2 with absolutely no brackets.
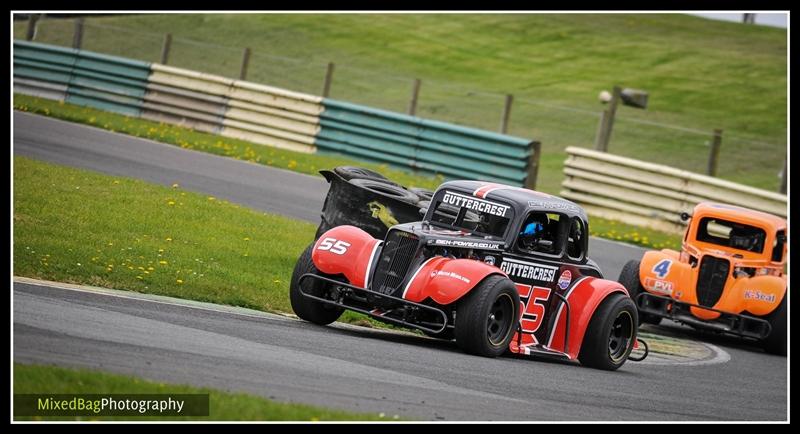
618,202,787,355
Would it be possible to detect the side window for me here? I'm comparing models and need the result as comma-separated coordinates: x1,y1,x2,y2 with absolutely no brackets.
517,212,562,255
772,230,786,262
566,217,585,260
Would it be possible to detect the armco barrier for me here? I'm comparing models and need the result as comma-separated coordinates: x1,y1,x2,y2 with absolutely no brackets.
221,81,322,154
143,64,231,134
561,146,788,234
13,40,150,116
317,99,537,187
14,40,540,184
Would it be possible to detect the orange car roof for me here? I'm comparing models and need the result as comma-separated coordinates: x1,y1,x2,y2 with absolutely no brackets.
693,202,787,232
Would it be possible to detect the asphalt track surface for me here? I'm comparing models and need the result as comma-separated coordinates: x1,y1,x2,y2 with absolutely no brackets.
12,112,789,420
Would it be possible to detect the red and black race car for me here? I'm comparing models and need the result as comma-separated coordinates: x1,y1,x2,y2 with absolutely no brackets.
291,180,647,370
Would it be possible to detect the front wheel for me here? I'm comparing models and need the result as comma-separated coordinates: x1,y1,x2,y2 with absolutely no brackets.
578,293,638,371
762,294,786,356
289,244,344,325
618,260,662,326
454,275,520,358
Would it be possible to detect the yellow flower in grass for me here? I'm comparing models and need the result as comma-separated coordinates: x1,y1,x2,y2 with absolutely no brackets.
176,279,183,284
159,260,168,265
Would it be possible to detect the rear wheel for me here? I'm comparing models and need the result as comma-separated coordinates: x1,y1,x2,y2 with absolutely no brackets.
333,166,393,183
289,244,344,325
349,178,420,204
409,187,434,203
762,294,786,356
454,275,520,357
618,260,662,326
578,293,638,371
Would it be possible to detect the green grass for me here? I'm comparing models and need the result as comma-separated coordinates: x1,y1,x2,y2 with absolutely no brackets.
13,94,444,191
12,155,375,327
14,363,391,420
589,216,681,251
13,13,787,192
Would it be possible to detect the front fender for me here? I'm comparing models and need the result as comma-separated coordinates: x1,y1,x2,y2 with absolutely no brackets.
546,276,629,359
402,257,506,305
639,249,688,298
724,275,787,317
311,225,381,288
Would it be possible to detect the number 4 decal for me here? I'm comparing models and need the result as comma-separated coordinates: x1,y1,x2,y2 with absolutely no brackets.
653,259,672,278
317,237,351,255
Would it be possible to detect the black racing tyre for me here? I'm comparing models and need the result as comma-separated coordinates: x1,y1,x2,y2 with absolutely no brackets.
763,294,786,356
314,218,333,240
618,260,662,326
454,275,520,358
289,244,344,325
349,178,420,204
333,166,396,184
410,187,434,203
578,293,638,371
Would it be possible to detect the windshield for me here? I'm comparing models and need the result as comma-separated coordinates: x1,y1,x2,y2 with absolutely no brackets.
429,191,513,239
696,217,766,254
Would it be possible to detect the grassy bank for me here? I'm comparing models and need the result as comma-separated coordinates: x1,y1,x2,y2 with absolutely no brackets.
13,13,787,191
14,363,389,421
13,156,386,324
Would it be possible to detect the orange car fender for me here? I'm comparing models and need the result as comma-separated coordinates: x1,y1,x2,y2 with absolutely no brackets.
311,225,381,288
638,250,690,299
402,257,506,305
724,275,787,316
545,277,629,359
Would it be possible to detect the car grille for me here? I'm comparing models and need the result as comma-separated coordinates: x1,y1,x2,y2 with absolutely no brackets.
696,255,730,308
371,230,419,295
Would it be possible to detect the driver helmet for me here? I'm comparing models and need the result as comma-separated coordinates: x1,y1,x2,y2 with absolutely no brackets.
519,214,549,249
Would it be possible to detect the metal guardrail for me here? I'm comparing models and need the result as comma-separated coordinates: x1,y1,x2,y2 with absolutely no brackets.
14,40,541,186
561,146,787,234
318,99,539,187
14,40,150,117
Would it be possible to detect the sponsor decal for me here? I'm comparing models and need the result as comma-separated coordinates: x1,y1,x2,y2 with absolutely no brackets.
431,239,502,249
557,270,572,290
744,290,776,303
644,277,674,295
499,258,557,282
430,270,471,284
441,191,510,217
527,200,579,212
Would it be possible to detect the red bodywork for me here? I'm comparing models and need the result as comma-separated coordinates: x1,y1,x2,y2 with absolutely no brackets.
312,225,627,360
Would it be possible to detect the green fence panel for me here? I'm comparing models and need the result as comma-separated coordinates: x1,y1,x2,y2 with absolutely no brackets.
13,40,150,116
318,99,535,186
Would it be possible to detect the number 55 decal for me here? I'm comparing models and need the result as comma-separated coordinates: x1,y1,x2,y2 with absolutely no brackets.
515,283,552,345
317,237,351,255
653,259,672,278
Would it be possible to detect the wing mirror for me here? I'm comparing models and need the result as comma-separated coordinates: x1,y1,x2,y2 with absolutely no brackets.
680,212,692,222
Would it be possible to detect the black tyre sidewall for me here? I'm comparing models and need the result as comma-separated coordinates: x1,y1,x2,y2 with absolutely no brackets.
578,293,638,371
349,178,420,204
454,275,520,358
289,244,344,325
763,294,787,356
334,166,396,184
618,260,661,326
